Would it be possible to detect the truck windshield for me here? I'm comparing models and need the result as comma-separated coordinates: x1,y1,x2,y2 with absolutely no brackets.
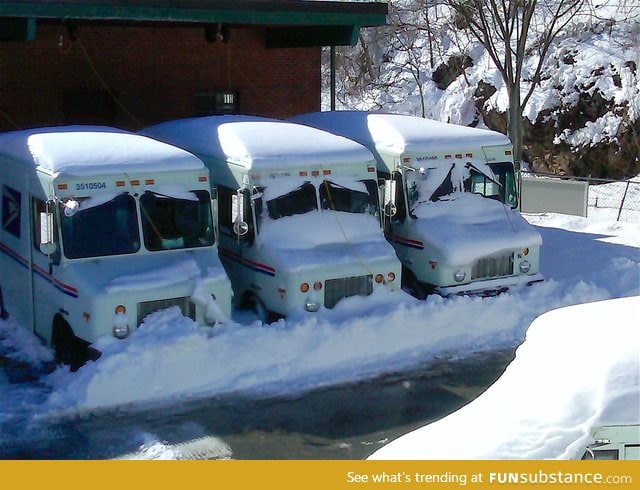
140,190,214,251
407,161,518,210
320,180,379,216
266,182,317,219
61,193,140,259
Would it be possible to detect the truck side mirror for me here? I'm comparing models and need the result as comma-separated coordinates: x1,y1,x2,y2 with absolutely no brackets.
232,190,249,237
383,179,397,217
39,211,58,256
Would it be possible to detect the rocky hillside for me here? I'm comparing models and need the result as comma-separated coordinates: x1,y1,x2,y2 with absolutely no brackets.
328,1,639,179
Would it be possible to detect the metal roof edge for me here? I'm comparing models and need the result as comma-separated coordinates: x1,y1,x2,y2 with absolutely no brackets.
0,1,389,27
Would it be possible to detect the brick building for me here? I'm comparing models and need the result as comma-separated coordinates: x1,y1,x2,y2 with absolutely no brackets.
0,1,388,131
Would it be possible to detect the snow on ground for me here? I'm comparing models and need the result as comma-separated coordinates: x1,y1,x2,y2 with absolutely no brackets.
368,295,639,460
331,2,640,143
1,209,637,428
588,178,640,223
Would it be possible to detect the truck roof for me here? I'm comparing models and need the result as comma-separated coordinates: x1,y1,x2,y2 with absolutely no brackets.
0,126,205,176
291,111,512,156
141,115,375,171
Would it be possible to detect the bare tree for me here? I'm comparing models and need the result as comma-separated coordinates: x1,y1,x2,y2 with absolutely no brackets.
444,0,585,167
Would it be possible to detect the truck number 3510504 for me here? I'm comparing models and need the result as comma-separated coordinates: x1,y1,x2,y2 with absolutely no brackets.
75,182,107,190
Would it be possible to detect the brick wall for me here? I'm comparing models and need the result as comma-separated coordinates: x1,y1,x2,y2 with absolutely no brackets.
0,21,321,131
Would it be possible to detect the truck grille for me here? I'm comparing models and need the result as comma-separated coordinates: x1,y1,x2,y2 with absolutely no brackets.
324,275,373,309
137,297,196,325
471,253,514,280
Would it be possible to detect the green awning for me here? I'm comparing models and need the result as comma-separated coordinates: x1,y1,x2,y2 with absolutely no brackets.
0,1,388,27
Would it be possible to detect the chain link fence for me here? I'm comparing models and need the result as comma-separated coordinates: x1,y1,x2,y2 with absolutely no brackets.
520,172,640,223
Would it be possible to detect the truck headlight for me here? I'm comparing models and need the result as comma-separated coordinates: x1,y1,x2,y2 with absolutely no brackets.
112,319,130,339
304,298,320,312
113,306,130,339
519,260,531,274
453,269,466,282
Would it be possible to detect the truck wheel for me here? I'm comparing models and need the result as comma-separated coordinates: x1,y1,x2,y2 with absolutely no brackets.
0,286,8,320
250,295,270,324
401,265,432,300
52,317,88,372
242,293,269,325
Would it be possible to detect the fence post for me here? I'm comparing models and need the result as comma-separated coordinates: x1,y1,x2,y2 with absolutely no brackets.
617,180,631,222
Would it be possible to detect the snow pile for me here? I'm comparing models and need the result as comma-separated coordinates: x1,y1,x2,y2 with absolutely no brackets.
368,295,639,460
258,211,396,272
0,126,203,174
0,315,53,366
366,113,510,153
142,116,375,170
105,256,206,292
1,212,638,452
412,193,542,265
30,212,639,415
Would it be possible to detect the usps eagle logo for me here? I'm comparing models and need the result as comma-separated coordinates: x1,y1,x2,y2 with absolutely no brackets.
2,186,21,238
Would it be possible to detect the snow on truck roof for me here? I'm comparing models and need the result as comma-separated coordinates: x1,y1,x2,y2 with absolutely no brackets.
291,111,512,155
141,115,375,170
0,126,204,176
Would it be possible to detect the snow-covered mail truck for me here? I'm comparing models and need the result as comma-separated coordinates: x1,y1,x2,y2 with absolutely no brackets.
0,126,232,369
291,111,543,297
142,115,401,321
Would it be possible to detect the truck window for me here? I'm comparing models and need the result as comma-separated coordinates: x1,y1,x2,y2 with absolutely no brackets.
469,171,502,201
392,171,407,222
467,162,518,208
491,162,518,208
61,193,140,259
140,190,214,251
320,180,378,216
266,182,317,220
581,449,619,460
217,185,234,233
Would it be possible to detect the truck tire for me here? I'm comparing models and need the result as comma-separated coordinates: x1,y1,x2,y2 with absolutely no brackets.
0,286,8,320
248,294,270,325
401,265,433,300
52,317,88,372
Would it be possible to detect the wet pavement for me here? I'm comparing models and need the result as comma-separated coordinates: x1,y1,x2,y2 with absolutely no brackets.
0,349,515,459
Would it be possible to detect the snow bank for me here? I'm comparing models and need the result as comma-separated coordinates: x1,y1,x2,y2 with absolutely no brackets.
368,295,640,460
38,277,615,416
0,126,204,175
1,211,637,425
257,211,396,272
413,194,543,264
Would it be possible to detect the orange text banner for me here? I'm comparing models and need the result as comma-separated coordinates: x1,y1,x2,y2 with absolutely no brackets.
1,459,638,490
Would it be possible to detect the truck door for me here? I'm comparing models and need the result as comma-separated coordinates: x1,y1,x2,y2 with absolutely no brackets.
30,196,63,344
216,185,248,292
1,183,34,329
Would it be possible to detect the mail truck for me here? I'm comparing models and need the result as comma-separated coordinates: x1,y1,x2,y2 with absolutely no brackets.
0,126,232,369
142,116,401,321
292,112,543,297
